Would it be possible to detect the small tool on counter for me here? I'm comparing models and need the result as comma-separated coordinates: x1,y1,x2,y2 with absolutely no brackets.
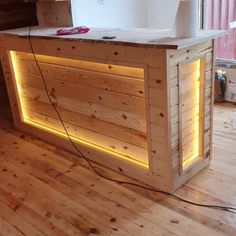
102,36,116,39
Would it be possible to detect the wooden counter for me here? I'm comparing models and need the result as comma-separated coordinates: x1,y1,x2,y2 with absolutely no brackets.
0,27,225,192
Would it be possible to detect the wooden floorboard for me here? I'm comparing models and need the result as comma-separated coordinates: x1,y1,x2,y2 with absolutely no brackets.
0,100,236,236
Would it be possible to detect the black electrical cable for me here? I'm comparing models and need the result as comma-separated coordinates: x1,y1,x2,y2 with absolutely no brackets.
27,19,236,214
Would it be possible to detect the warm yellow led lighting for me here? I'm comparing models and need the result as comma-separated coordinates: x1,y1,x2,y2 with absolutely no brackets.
183,59,202,169
9,50,148,169
24,118,148,169
183,153,200,167
10,51,28,120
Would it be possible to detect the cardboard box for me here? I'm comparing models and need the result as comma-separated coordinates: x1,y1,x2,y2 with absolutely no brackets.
225,69,236,102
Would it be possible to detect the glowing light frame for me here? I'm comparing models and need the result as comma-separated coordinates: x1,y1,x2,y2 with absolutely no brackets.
179,58,205,172
9,50,149,169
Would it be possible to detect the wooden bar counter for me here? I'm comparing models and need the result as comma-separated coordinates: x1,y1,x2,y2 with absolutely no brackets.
0,27,225,192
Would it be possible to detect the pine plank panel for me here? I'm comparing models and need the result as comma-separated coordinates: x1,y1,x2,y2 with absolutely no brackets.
0,201,45,236
13,57,145,97
169,40,213,67
0,132,227,236
0,166,168,236
149,106,166,126
0,215,24,236
20,86,147,132
181,138,199,162
0,161,128,236
21,97,147,148
2,37,166,68
0,100,236,235
23,108,148,164
64,166,226,236
18,74,146,116
0,187,69,236
0,138,173,236
172,187,236,236
148,67,166,89
186,161,236,202
150,142,169,161
13,51,145,79
149,87,178,109
149,68,178,89
0,31,220,192
150,124,167,145
148,87,165,108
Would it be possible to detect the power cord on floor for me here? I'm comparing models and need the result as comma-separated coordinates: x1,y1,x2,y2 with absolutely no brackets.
27,19,236,214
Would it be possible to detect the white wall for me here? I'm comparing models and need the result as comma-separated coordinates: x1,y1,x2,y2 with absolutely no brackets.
147,0,180,29
71,0,180,29
71,0,147,28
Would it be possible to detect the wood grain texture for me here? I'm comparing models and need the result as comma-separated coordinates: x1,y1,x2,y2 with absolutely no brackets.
0,34,174,191
168,40,214,188
0,101,235,236
9,51,149,165
0,26,226,50
0,33,218,192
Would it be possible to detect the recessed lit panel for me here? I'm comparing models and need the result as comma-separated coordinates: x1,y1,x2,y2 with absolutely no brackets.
9,51,149,168
179,58,204,170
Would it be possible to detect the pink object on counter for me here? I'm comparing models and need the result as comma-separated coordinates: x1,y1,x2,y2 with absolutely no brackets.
56,26,90,36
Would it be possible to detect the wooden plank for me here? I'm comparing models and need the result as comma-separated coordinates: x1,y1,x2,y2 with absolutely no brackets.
16,119,173,190
0,151,160,235
149,87,165,108
181,106,200,128
179,88,211,113
13,51,145,80
0,201,44,236
148,67,166,89
148,48,173,188
2,135,171,235
2,38,166,67
0,27,225,50
22,97,147,148
0,131,226,236
1,95,236,236
0,215,24,236
149,106,166,126
23,109,149,164
0,162,126,236
208,42,216,160
20,86,147,132
178,56,205,173
18,74,146,116
169,40,213,67
150,124,167,145
179,60,201,76
0,187,69,236
14,59,145,97
182,138,199,162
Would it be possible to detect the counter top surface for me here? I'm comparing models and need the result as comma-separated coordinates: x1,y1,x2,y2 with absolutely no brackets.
0,26,226,50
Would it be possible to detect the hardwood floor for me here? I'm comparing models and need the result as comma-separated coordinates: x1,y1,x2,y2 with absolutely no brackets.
0,100,236,236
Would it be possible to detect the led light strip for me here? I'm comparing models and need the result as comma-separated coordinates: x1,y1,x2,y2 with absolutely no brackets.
183,59,201,169
10,51,149,169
